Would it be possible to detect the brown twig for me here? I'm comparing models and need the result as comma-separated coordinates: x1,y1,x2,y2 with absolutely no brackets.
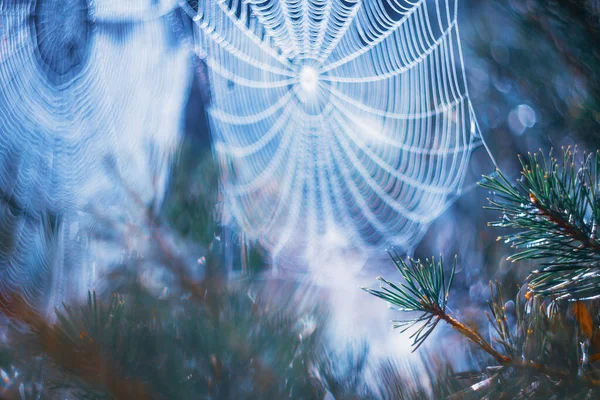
430,307,577,384
529,193,600,253
436,311,510,364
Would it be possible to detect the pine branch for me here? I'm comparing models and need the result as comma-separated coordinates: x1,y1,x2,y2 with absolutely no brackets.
480,147,600,299
363,252,599,398
362,252,509,362
362,251,456,352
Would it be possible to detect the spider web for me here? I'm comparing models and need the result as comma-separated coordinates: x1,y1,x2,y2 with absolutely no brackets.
0,0,191,314
182,0,484,270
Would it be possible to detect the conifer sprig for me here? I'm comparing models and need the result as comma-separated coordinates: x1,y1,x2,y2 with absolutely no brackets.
365,146,600,398
362,251,511,363
480,148,600,299
362,251,455,351
365,254,600,398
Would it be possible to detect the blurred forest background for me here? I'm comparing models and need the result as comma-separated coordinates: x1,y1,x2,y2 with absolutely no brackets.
2,0,600,398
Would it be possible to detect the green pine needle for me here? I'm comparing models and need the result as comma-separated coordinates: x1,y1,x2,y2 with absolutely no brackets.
362,251,456,351
480,147,600,299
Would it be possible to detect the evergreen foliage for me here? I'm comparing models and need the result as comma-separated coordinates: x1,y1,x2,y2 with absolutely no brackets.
366,148,600,398
481,148,600,299
0,231,460,399
363,254,456,351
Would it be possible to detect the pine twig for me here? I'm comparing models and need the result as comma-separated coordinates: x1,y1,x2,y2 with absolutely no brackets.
364,252,583,391
437,313,509,364
481,147,600,299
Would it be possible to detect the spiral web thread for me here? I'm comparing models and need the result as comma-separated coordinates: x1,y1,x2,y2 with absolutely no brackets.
181,0,484,268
